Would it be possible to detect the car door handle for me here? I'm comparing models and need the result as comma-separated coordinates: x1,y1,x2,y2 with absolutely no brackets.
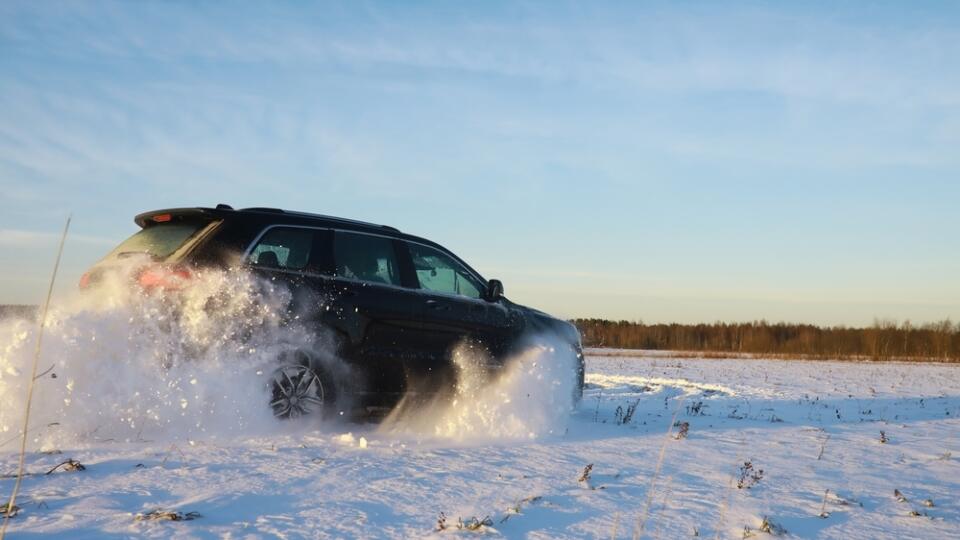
425,300,449,311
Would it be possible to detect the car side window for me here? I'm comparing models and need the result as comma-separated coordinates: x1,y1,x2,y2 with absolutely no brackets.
407,242,484,299
249,227,314,270
333,231,401,286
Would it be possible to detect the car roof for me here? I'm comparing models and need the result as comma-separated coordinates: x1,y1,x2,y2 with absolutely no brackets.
135,205,400,234
133,205,485,279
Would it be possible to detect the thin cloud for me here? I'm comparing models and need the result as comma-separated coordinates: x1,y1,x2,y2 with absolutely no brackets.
0,229,116,248
5,2,959,107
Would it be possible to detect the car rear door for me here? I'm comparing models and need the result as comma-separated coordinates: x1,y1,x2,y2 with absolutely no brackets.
327,230,427,399
245,225,334,322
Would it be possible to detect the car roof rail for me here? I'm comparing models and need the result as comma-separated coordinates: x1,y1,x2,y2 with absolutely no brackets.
239,206,401,233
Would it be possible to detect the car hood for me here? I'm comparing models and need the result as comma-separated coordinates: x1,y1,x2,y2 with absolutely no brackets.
513,302,582,347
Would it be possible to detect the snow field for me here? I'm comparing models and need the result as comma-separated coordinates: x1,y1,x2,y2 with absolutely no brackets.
1,352,957,538
0,269,958,538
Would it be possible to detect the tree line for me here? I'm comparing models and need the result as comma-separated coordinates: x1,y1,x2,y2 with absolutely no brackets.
0,305,36,320
572,318,960,361
4,303,957,361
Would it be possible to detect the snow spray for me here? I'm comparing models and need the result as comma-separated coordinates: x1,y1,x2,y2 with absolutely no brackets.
378,337,578,442
0,259,335,448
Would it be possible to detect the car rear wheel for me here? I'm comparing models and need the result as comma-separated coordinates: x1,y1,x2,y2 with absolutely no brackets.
270,350,334,419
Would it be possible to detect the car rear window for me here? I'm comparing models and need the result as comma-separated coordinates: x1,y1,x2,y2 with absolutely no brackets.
106,221,210,261
333,231,401,286
248,227,315,271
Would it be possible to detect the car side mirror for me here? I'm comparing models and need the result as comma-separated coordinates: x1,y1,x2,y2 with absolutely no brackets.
486,279,504,301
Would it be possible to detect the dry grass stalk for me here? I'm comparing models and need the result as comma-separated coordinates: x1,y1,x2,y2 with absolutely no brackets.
500,495,542,523
458,515,493,531
436,512,448,531
632,393,687,540
45,459,85,475
578,463,594,484
736,462,763,490
1,217,70,540
759,516,787,535
711,467,739,540
135,509,202,522
816,433,831,461
160,444,188,467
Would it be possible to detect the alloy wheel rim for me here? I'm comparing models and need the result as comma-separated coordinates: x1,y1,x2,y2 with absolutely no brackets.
270,364,325,418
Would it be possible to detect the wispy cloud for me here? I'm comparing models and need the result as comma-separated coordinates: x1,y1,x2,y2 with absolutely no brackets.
5,3,957,106
0,228,115,248
0,1,957,322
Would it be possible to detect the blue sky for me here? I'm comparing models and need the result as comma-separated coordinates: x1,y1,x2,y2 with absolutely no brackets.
1,1,958,325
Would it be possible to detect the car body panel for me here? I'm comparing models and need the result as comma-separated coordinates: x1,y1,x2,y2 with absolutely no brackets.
83,205,585,408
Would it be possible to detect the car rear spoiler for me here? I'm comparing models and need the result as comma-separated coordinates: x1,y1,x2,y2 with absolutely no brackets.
133,207,228,228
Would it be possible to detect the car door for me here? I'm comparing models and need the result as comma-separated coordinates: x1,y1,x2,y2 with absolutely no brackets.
328,229,426,400
245,225,333,322
404,241,519,369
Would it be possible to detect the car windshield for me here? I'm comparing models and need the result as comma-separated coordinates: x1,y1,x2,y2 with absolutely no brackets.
105,221,210,261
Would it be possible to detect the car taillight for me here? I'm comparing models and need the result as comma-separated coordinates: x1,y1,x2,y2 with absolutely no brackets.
138,265,192,290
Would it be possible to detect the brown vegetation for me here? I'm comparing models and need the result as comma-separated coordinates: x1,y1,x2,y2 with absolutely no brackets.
573,318,960,361
5,304,956,361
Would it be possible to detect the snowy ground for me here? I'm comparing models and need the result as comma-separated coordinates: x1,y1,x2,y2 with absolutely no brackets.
2,350,958,539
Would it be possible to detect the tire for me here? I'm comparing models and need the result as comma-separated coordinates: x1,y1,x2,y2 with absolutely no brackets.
270,350,336,419
572,344,585,404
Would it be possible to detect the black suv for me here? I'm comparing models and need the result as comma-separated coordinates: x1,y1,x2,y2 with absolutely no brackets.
81,205,584,418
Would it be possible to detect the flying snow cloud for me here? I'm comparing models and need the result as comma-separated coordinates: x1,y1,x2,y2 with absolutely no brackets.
0,261,339,448
379,338,578,442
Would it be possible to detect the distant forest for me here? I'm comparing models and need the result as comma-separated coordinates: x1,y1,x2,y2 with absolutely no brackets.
573,319,960,362
0,305,36,320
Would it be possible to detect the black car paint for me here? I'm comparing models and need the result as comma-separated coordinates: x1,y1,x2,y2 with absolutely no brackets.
90,206,584,407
